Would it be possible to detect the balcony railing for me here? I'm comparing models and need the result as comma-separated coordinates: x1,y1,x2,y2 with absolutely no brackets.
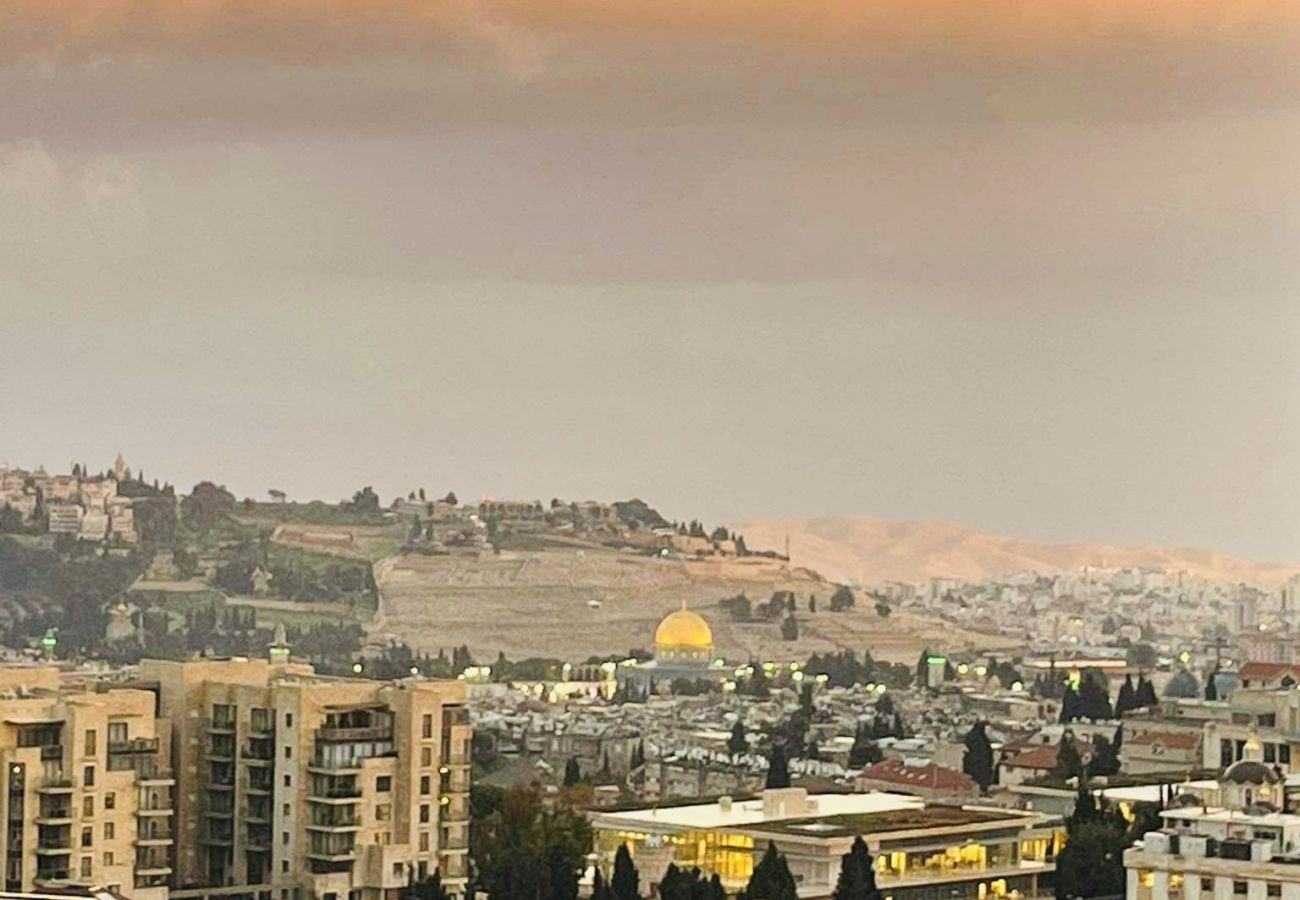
110,737,160,754
39,746,63,762
317,725,393,742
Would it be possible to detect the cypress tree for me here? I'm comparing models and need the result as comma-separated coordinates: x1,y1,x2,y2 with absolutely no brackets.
962,722,995,793
740,843,798,900
831,837,883,900
766,744,791,789
612,844,640,900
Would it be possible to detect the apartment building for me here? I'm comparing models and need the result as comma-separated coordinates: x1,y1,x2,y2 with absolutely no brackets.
139,656,472,900
0,665,175,900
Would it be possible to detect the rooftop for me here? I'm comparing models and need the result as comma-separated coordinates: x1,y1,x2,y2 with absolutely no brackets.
590,791,922,831
746,805,1027,838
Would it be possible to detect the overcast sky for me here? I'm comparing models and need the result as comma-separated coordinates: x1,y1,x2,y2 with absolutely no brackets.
1,1,1298,560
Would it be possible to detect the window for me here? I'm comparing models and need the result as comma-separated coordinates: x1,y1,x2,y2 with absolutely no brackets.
104,822,115,840
283,803,291,816
1235,882,1249,895
418,862,428,880
376,776,392,793
282,831,290,846
376,804,391,822
84,729,97,756
392,864,403,879
422,715,433,739
419,805,430,824
80,857,92,878
375,831,390,845
419,832,429,852
420,776,430,795
83,766,95,787
285,713,293,728
421,748,432,767
104,792,115,810
1265,743,1277,764
1268,885,1282,898
102,852,114,867
281,861,290,875
81,826,93,847
283,775,291,787
83,796,95,817
1282,745,1293,765
107,722,127,745
283,746,292,760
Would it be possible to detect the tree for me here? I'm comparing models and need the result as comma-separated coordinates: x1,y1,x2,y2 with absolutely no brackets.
1055,819,1126,898
829,585,855,611
962,722,995,793
830,836,883,900
1090,734,1121,777
1115,675,1137,717
563,757,581,787
728,721,748,759
402,870,450,900
611,844,640,900
181,481,236,531
1054,734,1084,780
473,788,592,900
1205,669,1220,701
592,869,614,900
1135,675,1158,708
348,486,381,512
848,726,882,768
765,744,791,789
740,843,798,900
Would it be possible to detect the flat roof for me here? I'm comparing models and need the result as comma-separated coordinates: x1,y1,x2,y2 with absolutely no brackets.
591,792,923,831
746,806,1029,839
1102,780,1219,805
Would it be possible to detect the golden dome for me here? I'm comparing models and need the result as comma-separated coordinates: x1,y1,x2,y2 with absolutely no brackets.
654,608,713,649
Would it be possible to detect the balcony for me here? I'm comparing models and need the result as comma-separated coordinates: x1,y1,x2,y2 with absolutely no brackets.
317,725,393,742
308,788,362,804
307,812,360,832
138,767,175,786
39,745,63,762
35,808,72,825
38,780,74,794
35,845,73,856
207,715,237,734
34,869,72,885
109,737,160,755
309,757,362,774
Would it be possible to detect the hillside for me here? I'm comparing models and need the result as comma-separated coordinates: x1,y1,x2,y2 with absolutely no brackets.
369,543,1018,664
731,517,1300,587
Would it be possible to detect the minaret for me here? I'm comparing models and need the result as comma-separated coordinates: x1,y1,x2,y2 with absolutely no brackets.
113,452,127,481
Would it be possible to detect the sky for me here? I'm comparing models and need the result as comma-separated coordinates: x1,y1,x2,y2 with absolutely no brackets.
1,1,1298,560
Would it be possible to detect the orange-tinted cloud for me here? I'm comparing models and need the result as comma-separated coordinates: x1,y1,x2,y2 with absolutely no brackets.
2,0,1296,67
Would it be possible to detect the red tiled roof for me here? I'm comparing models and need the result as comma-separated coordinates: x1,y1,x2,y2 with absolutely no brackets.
859,757,977,793
1001,745,1061,770
1238,662,1300,684
1127,730,1201,751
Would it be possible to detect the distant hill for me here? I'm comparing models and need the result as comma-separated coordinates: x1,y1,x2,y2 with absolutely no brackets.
731,516,1300,587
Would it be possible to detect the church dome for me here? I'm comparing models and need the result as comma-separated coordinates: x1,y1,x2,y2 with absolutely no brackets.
655,608,713,650
1223,760,1280,786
